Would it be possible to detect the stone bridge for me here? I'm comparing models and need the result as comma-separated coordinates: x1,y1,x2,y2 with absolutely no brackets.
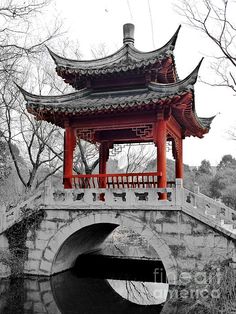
0,179,236,285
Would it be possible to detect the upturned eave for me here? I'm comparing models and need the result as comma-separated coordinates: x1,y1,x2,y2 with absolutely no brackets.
19,59,214,138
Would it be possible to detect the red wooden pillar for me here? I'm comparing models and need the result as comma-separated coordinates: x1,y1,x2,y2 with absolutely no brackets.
99,142,109,188
63,126,76,189
155,119,167,199
175,138,183,179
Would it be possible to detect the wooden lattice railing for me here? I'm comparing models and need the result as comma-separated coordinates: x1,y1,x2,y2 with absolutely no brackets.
69,172,163,189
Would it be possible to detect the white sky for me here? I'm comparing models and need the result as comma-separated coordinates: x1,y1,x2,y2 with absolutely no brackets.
47,0,236,166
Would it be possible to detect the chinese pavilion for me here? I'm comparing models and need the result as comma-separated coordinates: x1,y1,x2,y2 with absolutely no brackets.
20,24,214,194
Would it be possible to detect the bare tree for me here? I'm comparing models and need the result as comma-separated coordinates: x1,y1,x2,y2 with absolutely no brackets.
124,144,156,173
0,82,63,193
91,43,110,59
74,140,99,175
28,47,100,177
176,0,236,93
0,0,64,196
0,0,62,85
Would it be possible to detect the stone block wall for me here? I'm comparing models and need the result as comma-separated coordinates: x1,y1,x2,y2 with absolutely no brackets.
23,277,59,314
21,208,236,285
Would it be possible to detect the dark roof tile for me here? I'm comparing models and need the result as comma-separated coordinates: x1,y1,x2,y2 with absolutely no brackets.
47,26,181,77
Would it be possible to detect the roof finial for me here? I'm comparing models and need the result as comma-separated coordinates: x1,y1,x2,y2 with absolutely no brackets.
123,23,135,45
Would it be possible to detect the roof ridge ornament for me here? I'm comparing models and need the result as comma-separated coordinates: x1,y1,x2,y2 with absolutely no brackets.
123,23,135,45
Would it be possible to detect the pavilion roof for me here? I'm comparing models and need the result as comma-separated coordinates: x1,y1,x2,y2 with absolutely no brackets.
47,24,181,88
19,60,214,138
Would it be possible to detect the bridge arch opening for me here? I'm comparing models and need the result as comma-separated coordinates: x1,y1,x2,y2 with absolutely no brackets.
52,223,118,274
98,225,161,260
44,213,177,285
51,222,170,307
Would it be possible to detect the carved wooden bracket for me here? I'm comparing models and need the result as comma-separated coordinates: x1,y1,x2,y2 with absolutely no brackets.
132,124,153,139
77,128,95,143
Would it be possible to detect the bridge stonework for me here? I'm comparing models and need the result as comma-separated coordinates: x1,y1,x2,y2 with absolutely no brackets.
23,207,235,285
1,183,236,284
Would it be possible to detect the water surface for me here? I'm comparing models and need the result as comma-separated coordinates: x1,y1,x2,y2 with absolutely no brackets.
0,255,171,314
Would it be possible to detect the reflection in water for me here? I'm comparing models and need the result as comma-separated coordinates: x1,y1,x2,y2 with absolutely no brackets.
51,271,165,314
0,255,170,314
107,280,168,305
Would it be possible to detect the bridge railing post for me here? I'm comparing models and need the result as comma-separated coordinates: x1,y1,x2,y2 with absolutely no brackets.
193,183,200,208
175,178,184,206
194,183,200,194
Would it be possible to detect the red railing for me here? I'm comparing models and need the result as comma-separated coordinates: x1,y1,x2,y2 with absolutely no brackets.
69,172,162,189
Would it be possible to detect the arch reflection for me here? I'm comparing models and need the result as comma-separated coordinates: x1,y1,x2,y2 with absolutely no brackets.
51,254,169,313
107,279,168,305
51,271,165,314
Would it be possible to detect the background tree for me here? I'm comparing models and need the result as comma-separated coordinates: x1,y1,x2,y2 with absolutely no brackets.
124,144,155,173
0,0,64,198
74,140,99,175
216,154,236,170
209,154,236,208
0,83,64,193
198,159,212,175
176,0,236,93
193,159,213,196
176,0,236,207
0,135,11,183
0,0,61,89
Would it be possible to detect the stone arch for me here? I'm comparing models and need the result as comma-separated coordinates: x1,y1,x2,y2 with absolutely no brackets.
40,212,178,284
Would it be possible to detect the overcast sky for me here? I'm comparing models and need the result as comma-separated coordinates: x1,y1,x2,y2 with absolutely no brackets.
48,0,236,166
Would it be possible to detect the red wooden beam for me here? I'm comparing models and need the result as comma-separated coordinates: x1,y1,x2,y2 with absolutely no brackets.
63,126,76,189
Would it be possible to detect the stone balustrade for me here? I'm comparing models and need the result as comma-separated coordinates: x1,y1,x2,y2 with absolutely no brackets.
43,179,184,209
1,178,236,236
44,187,177,208
183,187,236,228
